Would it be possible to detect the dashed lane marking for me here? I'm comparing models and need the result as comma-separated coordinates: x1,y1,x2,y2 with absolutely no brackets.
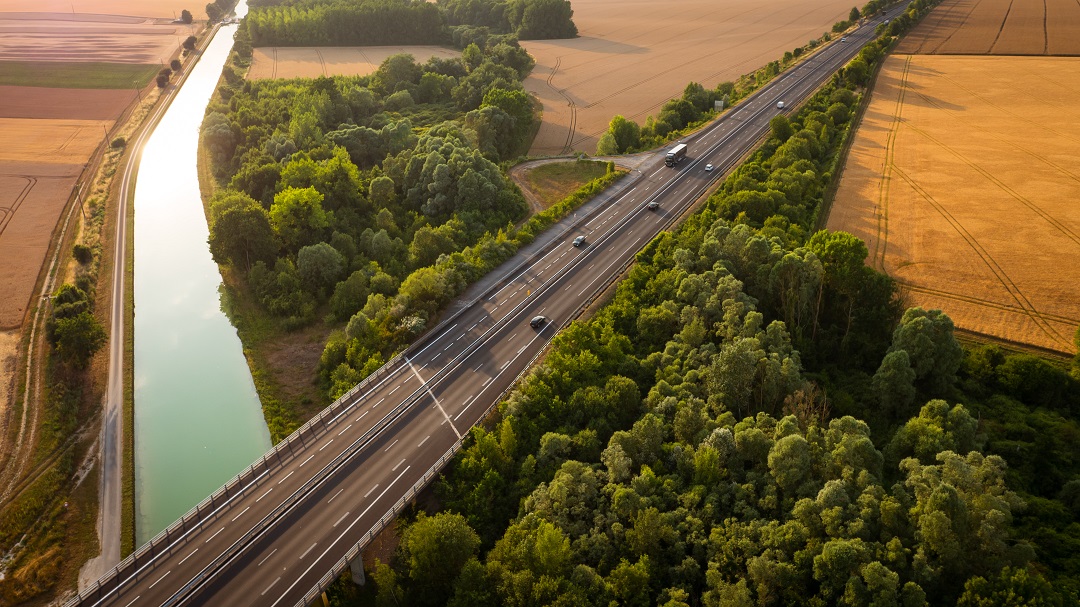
334,512,350,527
278,470,295,484
363,484,378,499
319,439,333,452
300,543,317,559
148,571,170,590
231,506,250,522
258,548,278,567
300,454,314,467
418,435,430,447
384,439,399,452
261,577,281,597
179,548,198,565
205,527,224,543
257,487,273,502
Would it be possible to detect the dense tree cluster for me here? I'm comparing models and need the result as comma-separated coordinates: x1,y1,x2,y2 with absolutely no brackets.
243,0,576,46
355,17,1080,605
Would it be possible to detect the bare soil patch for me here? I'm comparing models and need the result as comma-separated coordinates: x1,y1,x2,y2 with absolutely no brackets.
521,0,856,156
0,162,83,328
0,14,193,65
247,46,461,80
895,0,1080,55
828,55,1080,354
0,85,134,119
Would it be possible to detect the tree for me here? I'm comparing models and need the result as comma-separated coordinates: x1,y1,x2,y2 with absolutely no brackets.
596,131,618,156
181,8,193,23
183,35,197,51
887,307,963,394
205,2,223,22
769,115,794,142
269,187,330,252
296,243,345,297
156,68,171,88
608,115,641,153
516,0,577,40
53,311,107,370
170,58,181,71
208,193,277,269
401,512,481,606
849,6,861,21
871,349,916,421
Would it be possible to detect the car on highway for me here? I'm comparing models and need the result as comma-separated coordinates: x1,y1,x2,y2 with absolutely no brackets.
776,100,785,109
573,235,586,247
530,315,547,328
705,164,714,172
647,201,659,210
841,37,847,42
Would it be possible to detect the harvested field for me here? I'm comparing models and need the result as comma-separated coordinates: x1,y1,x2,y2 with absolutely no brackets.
828,55,1080,354
247,46,461,80
0,1,203,19
0,85,134,119
522,0,855,156
895,0,1080,55
0,162,82,328
0,13,193,65
0,119,112,163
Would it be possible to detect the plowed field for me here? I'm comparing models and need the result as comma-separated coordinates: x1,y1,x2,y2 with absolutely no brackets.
0,85,133,119
0,13,192,64
521,0,856,156
828,55,1080,354
247,46,461,80
895,0,1080,55
0,1,202,18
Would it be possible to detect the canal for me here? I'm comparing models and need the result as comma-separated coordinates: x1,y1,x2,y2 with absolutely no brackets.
132,0,271,544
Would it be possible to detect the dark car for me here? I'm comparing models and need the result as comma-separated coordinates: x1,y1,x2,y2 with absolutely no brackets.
573,235,586,247
647,201,659,210
530,315,547,328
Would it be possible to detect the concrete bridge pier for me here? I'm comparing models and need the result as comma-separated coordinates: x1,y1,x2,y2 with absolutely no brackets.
350,555,366,586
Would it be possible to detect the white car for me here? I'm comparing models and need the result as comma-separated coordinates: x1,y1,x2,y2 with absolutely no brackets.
776,100,785,109
705,164,714,172
573,235,586,247
841,37,847,42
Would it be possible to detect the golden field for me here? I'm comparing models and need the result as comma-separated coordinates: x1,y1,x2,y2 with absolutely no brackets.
521,0,856,155
247,46,461,80
895,0,1080,55
827,55,1080,354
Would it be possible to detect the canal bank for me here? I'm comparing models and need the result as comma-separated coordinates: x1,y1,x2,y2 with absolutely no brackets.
132,0,271,545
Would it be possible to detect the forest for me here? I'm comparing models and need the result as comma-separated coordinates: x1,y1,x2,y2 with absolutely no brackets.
318,0,1080,605
243,0,577,46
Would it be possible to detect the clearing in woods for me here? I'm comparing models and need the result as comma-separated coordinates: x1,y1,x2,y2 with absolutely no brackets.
827,54,1080,354
894,0,1080,55
521,0,856,156
519,160,611,210
246,46,461,80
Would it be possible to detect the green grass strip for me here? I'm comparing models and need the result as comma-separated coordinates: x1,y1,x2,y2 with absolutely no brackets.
0,62,160,89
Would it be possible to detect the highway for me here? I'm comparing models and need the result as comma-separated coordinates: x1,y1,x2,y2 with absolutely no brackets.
69,10,901,607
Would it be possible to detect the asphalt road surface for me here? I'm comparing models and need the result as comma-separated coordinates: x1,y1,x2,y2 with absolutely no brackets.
72,11,902,607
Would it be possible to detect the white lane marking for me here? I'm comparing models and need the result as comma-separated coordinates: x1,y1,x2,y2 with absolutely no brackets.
507,333,517,342
338,424,352,435
179,548,199,565
482,377,492,387
205,527,224,543
363,484,379,499
501,360,510,370
393,458,406,471
334,511,350,527
405,357,463,439
375,398,385,407
448,323,458,331
432,353,440,361
356,411,369,421
270,467,412,607
123,596,140,607
278,470,295,484
261,577,281,596
319,439,334,452
470,324,477,330
443,343,453,351
258,548,278,567
384,439,399,452
148,571,170,589
475,364,483,372
390,385,400,394
300,543,318,559
231,506,250,522
256,487,273,502
300,454,314,467
418,435,430,447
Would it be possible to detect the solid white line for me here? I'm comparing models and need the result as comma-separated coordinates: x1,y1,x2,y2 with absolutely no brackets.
299,543,317,560
300,454,314,467
363,484,378,498
418,435,430,447
270,467,412,607
256,487,273,502
338,423,352,435
148,571,170,589
334,511,350,527
277,470,295,484
257,548,278,567
178,548,199,565
231,506,250,522
319,439,334,452
405,357,463,439
204,527,224,543
393,458,406,471
261,577,281,596
384,439,399,452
